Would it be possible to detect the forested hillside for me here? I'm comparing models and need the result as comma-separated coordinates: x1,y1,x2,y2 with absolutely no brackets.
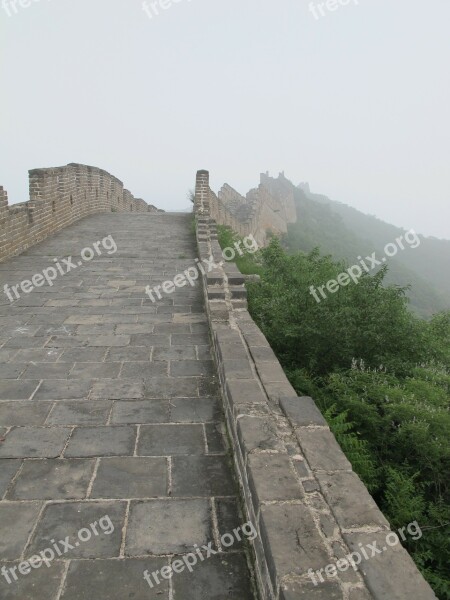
284,186,450,318
218,226,450,599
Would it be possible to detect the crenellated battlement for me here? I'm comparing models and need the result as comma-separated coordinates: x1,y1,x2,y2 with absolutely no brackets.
0,163,163,262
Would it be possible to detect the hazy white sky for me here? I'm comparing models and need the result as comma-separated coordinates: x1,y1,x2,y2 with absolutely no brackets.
1,0,449,238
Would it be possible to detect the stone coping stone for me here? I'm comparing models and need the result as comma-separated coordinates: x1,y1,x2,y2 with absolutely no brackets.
280,396,328,427
259,503,331,591
295,428,352,472
317,471,390,531
237,415,285,455
280,581,344,600
247,453,303,507
343,531,437,600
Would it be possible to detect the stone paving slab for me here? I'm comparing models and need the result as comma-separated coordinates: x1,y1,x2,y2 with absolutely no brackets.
171,455,235,497
64,425,137,458
0,502,43,559
0,427,71,458
173,553,255,599
0,560,66,600
0,401,52,426
60,558,170,600
90,457,168,499
125,498,213,555
137,423,205,455
7,458,95,500
0,459,21,496
0,213,254,598
26,501,126,559
46,400,112,425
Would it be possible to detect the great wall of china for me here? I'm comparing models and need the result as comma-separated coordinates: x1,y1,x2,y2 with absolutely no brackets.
0,165,437,600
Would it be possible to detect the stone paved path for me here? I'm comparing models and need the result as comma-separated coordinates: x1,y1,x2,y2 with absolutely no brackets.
0,213,255,599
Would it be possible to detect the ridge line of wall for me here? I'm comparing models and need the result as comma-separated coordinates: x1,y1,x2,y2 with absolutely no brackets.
207,171,297,248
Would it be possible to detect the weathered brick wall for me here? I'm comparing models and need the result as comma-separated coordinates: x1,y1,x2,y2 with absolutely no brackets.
0,163,162,262
194,169,437,600
203,170,297,247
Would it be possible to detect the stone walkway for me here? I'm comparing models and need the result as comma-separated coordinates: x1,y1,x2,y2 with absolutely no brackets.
0,213,255,599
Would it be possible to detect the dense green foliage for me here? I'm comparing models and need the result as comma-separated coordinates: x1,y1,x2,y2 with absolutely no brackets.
218,226,450,598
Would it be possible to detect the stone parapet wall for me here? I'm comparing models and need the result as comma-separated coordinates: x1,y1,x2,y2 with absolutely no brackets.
194,169,437,600
208,187,254,241
0,163,162,262
218,183,249,215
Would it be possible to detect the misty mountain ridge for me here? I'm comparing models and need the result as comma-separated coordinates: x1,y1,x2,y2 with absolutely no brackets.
284,183,450,318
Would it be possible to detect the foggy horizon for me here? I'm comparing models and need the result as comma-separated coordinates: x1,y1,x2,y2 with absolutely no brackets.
1,0,449,239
